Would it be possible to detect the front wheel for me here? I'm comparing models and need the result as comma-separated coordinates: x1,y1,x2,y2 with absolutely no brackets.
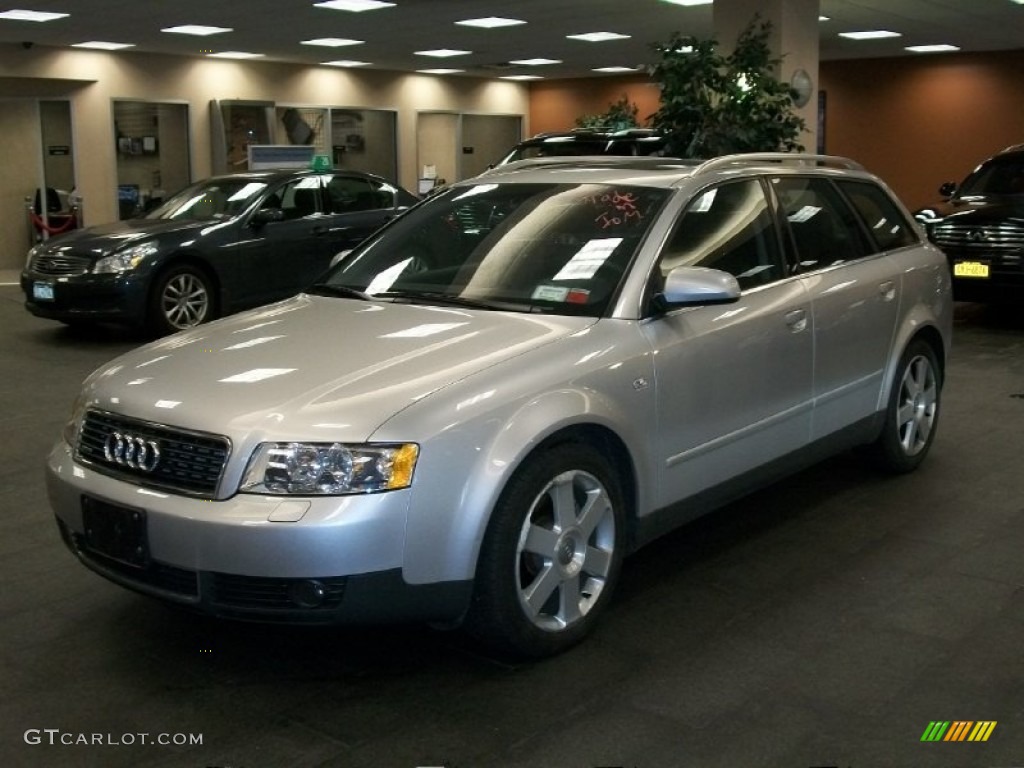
148,265,215,335
868,339,942,473
464,443,625,659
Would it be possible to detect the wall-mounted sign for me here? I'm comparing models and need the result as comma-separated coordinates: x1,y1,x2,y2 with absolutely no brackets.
48,145,70,156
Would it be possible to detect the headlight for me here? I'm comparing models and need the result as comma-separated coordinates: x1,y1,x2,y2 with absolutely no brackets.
240,442,419,495
94,242,159,274
62,393,88,448
25,242,45,269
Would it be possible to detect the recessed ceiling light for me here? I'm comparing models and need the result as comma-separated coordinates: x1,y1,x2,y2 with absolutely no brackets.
509,58,562,66
456,17,526,29
819,16,831,21
417,68,464,74
501,75,543,81
313,0,395,11
567,32,631,43
0,9,68,22
838,30,902,40
301,37,363,47
659,0,713,6
415,49,471,58
162,25,232,36
905,44,960,53
593,66,641,73
207,51,265,59
72,41,135,50
323,59,371,67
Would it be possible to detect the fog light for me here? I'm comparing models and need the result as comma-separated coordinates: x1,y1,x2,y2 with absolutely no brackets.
288,579,327,608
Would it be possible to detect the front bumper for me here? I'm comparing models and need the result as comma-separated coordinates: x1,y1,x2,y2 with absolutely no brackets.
46,441,471,624
21,269,149,324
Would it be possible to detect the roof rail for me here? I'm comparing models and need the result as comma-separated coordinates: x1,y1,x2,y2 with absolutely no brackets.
693,153,865,175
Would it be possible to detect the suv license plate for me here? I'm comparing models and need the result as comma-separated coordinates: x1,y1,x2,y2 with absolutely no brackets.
33,281,54,300
953,261,989,278
81,496,149,568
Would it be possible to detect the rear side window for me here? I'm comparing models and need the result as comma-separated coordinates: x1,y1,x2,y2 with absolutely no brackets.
837,180,919,251
772,176,873,271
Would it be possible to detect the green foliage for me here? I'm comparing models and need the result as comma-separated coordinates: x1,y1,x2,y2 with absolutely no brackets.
574,95,641,131
649,17,806,158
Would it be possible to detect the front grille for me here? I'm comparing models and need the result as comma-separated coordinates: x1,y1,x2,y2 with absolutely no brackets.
30,252,92,276
77,410,230,497
209,573,347,609
931,221,1024,254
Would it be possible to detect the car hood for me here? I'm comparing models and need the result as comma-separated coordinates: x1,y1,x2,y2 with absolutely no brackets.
81,294,594,442
42,218,217,258
922,196,1024,224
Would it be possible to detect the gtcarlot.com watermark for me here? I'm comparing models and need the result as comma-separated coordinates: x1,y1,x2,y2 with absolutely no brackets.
24,729,203,747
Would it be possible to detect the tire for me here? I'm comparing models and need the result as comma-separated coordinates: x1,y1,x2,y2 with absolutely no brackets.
148,264,215,335
464,442,625,659
868,339,942,473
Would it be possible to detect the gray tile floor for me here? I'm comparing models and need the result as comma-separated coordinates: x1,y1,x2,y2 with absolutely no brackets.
2,283,1023,768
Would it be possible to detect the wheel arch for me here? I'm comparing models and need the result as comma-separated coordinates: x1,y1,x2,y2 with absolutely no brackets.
148,253,223,315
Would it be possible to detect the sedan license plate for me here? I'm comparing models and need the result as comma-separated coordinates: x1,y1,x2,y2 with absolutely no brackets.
953,261,989,279
32,281,54,300
81,496,149,568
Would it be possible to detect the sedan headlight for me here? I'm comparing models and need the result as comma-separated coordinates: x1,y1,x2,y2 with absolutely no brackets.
94,242,159,274
240,442,419,495
25,242,46,269
62,393,88,448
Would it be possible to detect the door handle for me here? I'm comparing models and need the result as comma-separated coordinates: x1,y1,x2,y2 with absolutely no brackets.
784,308,807,333
879,281,896,301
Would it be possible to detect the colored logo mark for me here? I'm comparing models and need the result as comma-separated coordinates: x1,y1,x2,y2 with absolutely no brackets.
921,721,997,742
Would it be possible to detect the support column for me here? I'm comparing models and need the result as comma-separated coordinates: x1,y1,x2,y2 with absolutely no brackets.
713,0,820,151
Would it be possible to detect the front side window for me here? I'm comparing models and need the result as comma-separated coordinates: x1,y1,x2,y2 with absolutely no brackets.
656,179,784,291
323,182,669,317
772,176,873,271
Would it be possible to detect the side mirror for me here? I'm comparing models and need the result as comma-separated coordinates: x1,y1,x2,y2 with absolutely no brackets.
251,208,285,226
938,181,957,198
658,266,741,308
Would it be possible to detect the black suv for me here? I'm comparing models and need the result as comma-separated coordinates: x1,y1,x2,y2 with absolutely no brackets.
916,144,1024,301
494,128,668,166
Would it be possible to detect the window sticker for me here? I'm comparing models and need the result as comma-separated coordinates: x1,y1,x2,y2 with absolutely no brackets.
553,238,623,280
533,285,570,302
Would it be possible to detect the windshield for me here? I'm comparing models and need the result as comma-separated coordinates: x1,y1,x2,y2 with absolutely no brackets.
957,156,1024,197
323,182,669,317
146,179,270,221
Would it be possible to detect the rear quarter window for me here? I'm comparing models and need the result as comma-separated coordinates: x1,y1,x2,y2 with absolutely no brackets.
837,180,920,252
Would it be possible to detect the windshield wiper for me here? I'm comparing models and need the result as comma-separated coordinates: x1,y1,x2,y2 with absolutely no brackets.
306,283,371,301
373,290,538,312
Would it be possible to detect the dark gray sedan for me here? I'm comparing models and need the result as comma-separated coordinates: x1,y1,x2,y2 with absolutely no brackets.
22,168,417,335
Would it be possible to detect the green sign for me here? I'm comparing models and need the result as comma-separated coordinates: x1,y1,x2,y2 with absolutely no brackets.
311,154,332,171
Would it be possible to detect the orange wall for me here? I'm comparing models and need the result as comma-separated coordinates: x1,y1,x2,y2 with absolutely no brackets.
529,50,1024,212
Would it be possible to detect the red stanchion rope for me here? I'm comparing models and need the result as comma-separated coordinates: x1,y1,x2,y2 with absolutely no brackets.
29,210,77,235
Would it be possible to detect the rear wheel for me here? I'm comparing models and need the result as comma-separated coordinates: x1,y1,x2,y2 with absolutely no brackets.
869,339,941,473
148,265,215,335
464,443,625,659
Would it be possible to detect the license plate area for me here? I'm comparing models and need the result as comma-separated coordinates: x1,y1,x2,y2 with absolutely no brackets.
81,496,149,568
33,281,54,300
953,261,990,278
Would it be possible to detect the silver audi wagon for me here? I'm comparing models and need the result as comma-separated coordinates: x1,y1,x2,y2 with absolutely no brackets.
47,154,952,658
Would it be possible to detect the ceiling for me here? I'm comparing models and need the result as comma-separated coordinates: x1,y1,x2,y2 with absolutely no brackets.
1,0,1022,80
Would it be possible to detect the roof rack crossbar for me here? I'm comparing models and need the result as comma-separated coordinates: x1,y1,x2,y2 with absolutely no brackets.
693,153,864,175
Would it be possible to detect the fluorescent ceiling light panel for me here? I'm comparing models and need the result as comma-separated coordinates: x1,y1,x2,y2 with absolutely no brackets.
207,51,265,59
593,66,640,72
72,41,135,50
162,25,232,36
456,17,526,29
659,0,713,5
323,59,371,66
314,0,395,11
819,16,830,21
906,44,960,52
415,48,471,57
501,74,543,81
567,32,631,42
509,58,561,66
0,9,68,21
302,37,363,47
839,30,902,40
417,68,464,74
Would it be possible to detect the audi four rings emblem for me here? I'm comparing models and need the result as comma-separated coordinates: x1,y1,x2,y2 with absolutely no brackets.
103,431,161,472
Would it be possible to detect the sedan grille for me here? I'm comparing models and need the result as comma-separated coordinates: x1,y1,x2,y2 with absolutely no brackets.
931,221,1024,253
30,253,92,276
76,410,230,497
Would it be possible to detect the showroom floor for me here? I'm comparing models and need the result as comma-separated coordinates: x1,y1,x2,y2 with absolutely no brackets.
2,276,1023,768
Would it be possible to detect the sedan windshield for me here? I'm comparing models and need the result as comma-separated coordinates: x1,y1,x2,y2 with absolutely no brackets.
146,179,270,221
957,156,1024,197
324,182,669,317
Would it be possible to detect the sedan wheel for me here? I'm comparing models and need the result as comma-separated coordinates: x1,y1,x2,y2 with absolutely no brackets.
150,266,214,334
465,443,624,659
869,339,941,473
